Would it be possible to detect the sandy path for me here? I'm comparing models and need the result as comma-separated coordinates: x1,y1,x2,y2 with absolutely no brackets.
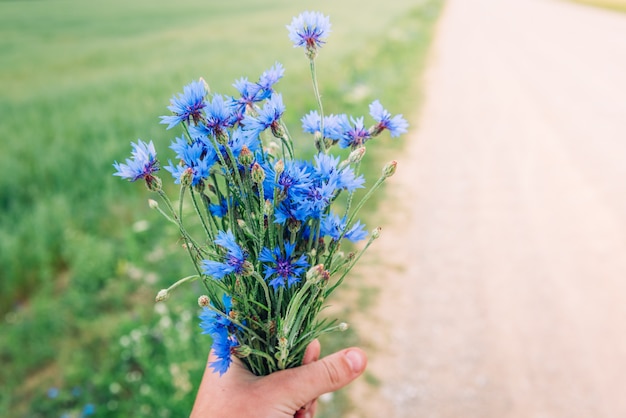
347,1,626,417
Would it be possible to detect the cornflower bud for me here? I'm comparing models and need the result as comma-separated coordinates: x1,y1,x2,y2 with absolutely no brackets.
233,345,252,358
263,199,273,217
348,146,366,164
287,219,301,234
241,260,255,277
180,167,194,187
314,132,324,152
197,295,210,307
372,226,382,239
306,264,330,284
251,162,266,184
148,199,159,209
239,145,254,166
215,130,229,145
145,175,162,192
274,159,284,176
270,122,285,139
267,320,277,336
382,160,397,178
155,289,169,302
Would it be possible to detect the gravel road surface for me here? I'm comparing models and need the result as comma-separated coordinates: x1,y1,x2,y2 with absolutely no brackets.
348,1,626,417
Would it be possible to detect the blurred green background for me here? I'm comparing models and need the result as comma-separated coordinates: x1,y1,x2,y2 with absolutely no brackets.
0,0,441,416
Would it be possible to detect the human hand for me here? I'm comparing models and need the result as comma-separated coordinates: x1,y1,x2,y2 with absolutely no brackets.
190,339,367,418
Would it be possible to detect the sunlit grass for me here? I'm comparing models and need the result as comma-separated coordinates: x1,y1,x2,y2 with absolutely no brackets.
570,0,626,12
0,0,442,416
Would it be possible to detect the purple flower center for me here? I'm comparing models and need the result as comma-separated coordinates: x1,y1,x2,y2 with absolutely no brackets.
276,259,293,278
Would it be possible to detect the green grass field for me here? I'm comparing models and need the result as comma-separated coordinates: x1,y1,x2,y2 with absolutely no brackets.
0,0,442,416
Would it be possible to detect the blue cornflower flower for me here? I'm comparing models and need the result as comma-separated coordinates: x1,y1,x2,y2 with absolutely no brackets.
369,100,409,137
287,11,331,54
202,230,248,279
228,127,262,157
313,153,364,192
321,213,368,242
209,197,231,218
232,63,285,114
301,111,345,141
160,80,207,129
233,77,263,107
259,242,309,290
278,160,311,195
199,294,236,336
338,116,371,149
195,94,235,140
113,140,160,182
300,181,336,219
210,332,238,376
258,62,285,93
164,138,212,185
274,200,314,224
199,294,239,375
242,94,285,139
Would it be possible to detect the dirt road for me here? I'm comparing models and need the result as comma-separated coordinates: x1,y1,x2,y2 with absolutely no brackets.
347,1,626,417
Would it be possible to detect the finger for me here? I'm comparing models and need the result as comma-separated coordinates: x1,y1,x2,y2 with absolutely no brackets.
301,339,321,365
264,347,367,410
298,339,321,415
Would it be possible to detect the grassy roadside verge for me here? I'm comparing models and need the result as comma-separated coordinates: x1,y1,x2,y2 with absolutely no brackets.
0,0,443,416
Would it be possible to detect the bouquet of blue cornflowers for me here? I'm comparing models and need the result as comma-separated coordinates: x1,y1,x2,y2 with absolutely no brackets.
114,11,408,377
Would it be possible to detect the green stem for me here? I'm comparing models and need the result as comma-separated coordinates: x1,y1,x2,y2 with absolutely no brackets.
190,188,214,242
326,175,386,270
309,58,326,153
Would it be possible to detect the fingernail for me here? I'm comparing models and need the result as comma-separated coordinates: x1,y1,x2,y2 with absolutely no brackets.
345,350,364,373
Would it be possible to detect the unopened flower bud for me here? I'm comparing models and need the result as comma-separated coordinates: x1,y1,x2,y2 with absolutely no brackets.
338,322,349,331
263,199,273,217
239,145,254,166
270,122,285,139
372,226,382,239
314,132,324,152
233,345,252,358
287,219,301,234
198,295,210,307
241,260,255,277
180,167,194,187
306,264,330,284
155,289,169,302
148,199,159,209
215,130,229,145
251,162,266,184
145,175,162,192
382,160,397,178
348,146,366,164
274,159,284,176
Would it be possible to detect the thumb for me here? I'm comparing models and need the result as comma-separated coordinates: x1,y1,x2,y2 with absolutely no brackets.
264,348,367,410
